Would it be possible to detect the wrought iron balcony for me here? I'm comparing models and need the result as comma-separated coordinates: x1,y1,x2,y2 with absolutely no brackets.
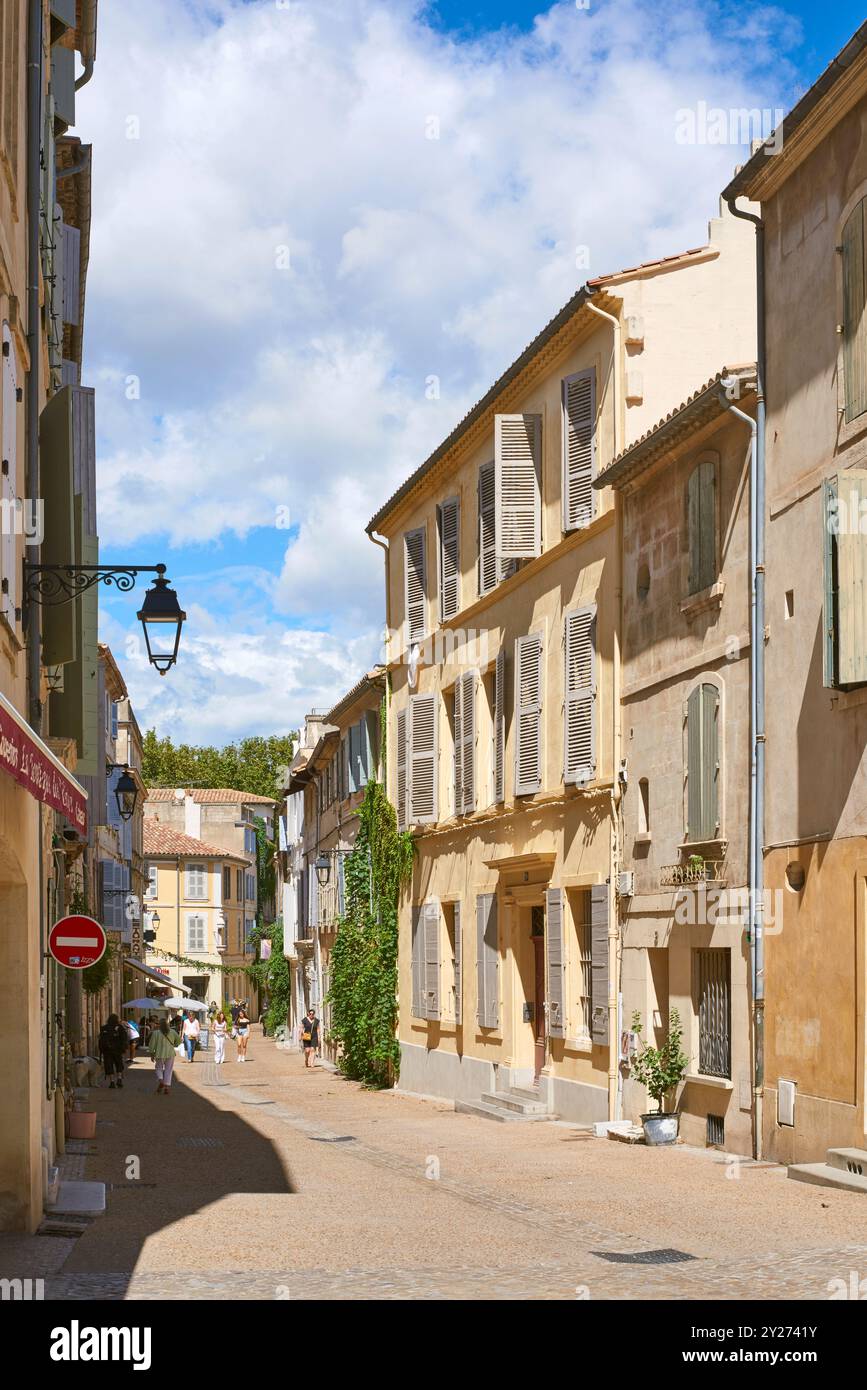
660,858,727,887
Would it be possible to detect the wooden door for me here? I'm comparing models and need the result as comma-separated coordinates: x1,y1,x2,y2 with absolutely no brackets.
531,908,546,1081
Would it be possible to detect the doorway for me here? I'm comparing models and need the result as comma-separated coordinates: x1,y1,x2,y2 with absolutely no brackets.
530,905,546,1083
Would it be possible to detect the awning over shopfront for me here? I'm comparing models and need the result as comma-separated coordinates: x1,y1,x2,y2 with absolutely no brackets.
124,957,192,995
0,690,87,832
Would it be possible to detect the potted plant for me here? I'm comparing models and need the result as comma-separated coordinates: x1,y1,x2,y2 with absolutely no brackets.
687,853,705,881
630,1008,689,1145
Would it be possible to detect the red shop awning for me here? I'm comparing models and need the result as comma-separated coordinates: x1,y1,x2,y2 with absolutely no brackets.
0,691,88,833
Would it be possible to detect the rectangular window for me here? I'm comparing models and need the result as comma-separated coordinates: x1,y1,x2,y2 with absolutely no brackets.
396,707,408,831
223,866,232,900
185,915,207,951
476,892,499,1029
404,525,427,645
572,889,593,1038
246,872,256,901
514,632,543,796
685,682,720,841
562,369,596,531
695,948,731,1079
437,495,460,622
443,901,461,1024
823,470,867,687
184,863,208,900
687,460,717,595
495,413,542,560
842,199,867,423
408,692,438,824
236,868,244,900
144,864,158,899
563,605,596,784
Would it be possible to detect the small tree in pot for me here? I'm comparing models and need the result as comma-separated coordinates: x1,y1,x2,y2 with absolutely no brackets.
630,1008,689,1145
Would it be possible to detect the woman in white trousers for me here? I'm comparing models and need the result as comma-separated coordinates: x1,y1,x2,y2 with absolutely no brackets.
213,1011,228,1064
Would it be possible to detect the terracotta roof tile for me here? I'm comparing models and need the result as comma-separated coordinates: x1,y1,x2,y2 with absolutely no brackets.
145,787,275,805
142,820,246,860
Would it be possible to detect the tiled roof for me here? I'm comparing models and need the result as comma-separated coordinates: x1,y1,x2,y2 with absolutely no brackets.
587,246,710,287
325,668,385,725
142,820,246,860
145,787,275,805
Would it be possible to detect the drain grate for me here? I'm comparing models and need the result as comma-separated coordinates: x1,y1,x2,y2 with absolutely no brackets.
591,1248,697,1265
309,1136,355,1143
38,1216,91,1238
175,1137,225,1149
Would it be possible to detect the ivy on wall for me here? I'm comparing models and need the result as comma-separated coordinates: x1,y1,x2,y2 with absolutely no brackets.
248,920,291,1035
326,771,414,1088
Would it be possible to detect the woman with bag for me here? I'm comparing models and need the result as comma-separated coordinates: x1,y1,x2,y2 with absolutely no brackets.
235,1002,251,1063
149,1018,181,1094
98,1014,129,1089
213,1011,229,1065
299,1008,320,1069
182,1012,200,1062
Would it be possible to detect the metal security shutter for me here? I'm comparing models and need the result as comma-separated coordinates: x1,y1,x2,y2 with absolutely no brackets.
493,649,505,804
515,632,543,796
695,948,731,1078
562,369,596,531
686,683,720,840
423,900,440,1020
476,891,499,1028
495,413,542,560
453,900,462,1025
843,198,867,423
411,906,423,1018
409,692,437,824
834,469,867,686
590,884,609,1045
460,670,476,815
452,677,463,816
404,526,427,645
687,460,716,595
545,887,566,1039
437,496,460,622
396,708,408,830
564,605,596,783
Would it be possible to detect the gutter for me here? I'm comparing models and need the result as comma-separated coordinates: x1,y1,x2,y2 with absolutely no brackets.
74,0,97,90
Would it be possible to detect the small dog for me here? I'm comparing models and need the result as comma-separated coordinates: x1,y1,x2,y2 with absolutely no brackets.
71,1056,104,1088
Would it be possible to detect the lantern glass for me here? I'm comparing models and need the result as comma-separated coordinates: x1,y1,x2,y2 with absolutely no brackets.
315,853,331,888
114,768,138,822
137,570,186,675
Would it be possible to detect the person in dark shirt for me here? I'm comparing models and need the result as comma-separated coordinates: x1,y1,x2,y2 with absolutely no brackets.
98,1015,128,1089
299,1008,320,1068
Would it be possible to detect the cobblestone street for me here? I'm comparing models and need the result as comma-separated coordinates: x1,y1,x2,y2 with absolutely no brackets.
4,1038,867,1301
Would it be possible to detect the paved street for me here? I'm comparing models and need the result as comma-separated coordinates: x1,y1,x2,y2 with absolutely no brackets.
3,1037,867,1301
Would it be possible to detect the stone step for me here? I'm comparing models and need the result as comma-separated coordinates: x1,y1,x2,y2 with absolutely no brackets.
454,1098,553,1124
508,1085,544,1104
45,1180,106,1215
480,1090,548,1115
787,1162,867,1194
826,1148,867,1176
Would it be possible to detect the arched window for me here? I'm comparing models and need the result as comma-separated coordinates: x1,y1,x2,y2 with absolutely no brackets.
687,459,716,595
842,197,867,422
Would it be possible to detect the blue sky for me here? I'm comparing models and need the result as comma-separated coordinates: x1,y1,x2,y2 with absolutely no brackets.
78,0,865,743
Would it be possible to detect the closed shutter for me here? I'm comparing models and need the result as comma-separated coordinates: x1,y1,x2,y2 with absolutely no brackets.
493,649,505,803
364,708,379,781
478,460,497,596
411,906,423,1018
823,477,838,687
545,887,566,1038
423,900,440,1020
843,199,867,423
404,526,427,644
834,469,867,686
1,323,20,627
396,708,408,830
452,677,463,816
590,884,609,1045
495,413,542,560
687,461,716,594
476,891,499,1028
562,369,596,531
460,670,476,815
686,683,720,840
337,852,345,916
62,221,81,325
453,900,462,1025
564,606,596,783
437,496,460,622
185,864,207,898
515,632,543,795
409,692,437,824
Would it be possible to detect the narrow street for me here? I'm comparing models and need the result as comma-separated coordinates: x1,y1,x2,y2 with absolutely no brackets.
6,1039,866,1302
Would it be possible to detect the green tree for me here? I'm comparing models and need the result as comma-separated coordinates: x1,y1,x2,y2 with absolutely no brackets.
142,731,295,803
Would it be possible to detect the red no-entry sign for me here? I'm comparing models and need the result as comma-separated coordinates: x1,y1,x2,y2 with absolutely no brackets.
48,915,107,969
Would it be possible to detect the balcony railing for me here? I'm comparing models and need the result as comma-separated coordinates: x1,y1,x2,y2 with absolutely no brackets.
660,859,726,887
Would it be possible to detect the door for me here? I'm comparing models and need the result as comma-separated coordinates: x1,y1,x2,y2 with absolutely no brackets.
531,906,546,1081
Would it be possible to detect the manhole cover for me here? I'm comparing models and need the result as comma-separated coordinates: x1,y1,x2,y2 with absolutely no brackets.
591,1248,697,1265
175,1137,225,1149
309,1136,355,1143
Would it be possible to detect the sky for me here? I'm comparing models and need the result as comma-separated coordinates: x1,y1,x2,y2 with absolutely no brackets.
77,0,866,745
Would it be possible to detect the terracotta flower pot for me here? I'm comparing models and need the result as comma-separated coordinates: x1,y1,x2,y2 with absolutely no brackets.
67,1111,97,1139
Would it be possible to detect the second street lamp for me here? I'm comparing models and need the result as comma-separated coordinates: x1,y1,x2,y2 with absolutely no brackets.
110,766,138,822
315,853,331,888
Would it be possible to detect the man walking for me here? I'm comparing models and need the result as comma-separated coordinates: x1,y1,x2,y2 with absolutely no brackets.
299,1007,320,1069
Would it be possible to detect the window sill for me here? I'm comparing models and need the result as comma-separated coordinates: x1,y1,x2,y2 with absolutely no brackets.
684,1072,733,1090
565,1035,594,1054
634,832,652,846
680,581,725,620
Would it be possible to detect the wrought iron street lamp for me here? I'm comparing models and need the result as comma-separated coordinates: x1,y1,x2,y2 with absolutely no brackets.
314,853,331,888
136,568,186,676
108,765,138,822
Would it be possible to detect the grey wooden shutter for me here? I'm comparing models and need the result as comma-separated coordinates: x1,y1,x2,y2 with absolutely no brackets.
564,606,596,783
495,413,542,560
562,369,596,531
494,649,505,803
590,884,609,1045
478,460,497,596
687,461,716,594
437,496,460,622
409,692,437,824
396,708,408,831
834,469,867,686
515,632,543,795
476,891,499,1028
545,887,566,1039
686,683,720,840
461,670,476,815
453,901,462,1025
452,677,463,816
843,199,867,423
62,222,81,325
411,906,423,1018
423,900,440,1020
404,526,427,644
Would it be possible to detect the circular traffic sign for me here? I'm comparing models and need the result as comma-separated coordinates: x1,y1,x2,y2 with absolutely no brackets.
48,915,107,969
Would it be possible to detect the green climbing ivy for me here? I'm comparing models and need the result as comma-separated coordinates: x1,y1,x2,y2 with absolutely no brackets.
327,773,414,1088
248,920,291,1036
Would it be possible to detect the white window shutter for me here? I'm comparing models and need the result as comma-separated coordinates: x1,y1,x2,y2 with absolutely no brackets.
453,900,462,1025
562,369,596,531
495,413,542,560
461,670,476,815
404,526,427,645
514,632,543,796
437,496,460,622
452,677,463,817
411,906,424,1018
409,692,437,824
545,887,566,1038
494,649,505,803
564,605,596,784
476,891,499,1029
590,885,609,1045
396,708,408,831
423,899,440,1020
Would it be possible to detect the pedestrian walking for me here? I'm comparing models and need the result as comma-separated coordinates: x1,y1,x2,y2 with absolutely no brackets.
182,1012,200,1062
235,1002,251,1062
213,1011,228,1064
299,1007,320,1068
125,1017,140,1064
98,1014,129,1089
149,1018,181,1094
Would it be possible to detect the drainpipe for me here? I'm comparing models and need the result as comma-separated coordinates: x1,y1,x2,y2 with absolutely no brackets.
584,296,623,1121
25,0,42,731
723,193,766,1161
74,0,97,90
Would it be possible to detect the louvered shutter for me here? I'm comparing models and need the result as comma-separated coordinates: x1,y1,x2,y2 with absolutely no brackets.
453,901,462,1025
62,222,81,325
476,891,499,1028
423,900,440,1020
396,708,408,830
590,884,609,1045
564,606,596,783
843,199,867,423
545,887,566,1039
515,632,543,795
411,906,423,1018
437,496,460,622
409,692,437,824
1,323,20,627
834,469,867,686
461,670,476,815
452,677,463,816
562,369,596,531
686,683,720,840
495,413,542,559
478,461,497,596
494,649,505,803
404,526,427,644
687,461,716,594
